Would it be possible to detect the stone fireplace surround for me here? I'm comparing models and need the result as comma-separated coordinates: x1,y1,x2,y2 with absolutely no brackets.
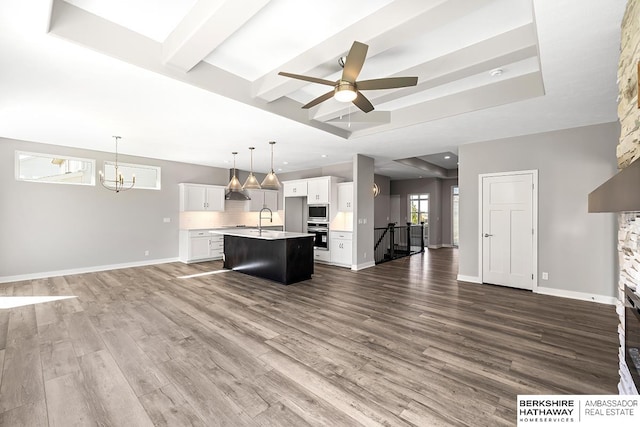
617,0,639,395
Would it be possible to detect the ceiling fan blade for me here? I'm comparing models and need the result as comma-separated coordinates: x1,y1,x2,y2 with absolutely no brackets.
278,72,335,86
357,77,418,90
352,92,374,113
302,90,335,109
341,41,368,83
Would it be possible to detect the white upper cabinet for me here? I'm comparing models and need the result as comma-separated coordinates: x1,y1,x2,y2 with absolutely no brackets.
179,183,225,212
283,180,308,197
245,189,278,212
337,182,353,212
307,177,330,204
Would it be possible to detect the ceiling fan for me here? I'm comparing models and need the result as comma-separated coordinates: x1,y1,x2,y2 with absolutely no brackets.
278,41,418,113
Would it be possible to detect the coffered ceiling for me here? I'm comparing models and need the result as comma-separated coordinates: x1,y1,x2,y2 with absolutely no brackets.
0,0,626,179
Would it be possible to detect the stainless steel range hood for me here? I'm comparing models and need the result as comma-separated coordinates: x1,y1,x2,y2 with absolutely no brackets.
225,190,250,201
588,158,640,213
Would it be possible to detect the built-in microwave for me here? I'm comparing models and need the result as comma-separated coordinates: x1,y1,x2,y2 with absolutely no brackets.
308,204,329,222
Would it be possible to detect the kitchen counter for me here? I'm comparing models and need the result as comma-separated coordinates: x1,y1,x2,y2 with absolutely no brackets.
211,229,312,240
214,229,314,285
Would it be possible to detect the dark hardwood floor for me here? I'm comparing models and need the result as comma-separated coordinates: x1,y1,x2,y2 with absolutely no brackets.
0,248,619,426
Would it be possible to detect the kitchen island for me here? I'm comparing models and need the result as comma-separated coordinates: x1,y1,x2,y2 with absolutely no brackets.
212,229,315,285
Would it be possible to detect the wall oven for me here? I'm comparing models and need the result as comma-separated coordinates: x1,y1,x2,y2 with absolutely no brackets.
307,222,329,250
308,204,329,222
625,285,640,392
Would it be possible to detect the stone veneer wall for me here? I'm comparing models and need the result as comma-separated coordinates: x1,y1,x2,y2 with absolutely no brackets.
618,0,640,395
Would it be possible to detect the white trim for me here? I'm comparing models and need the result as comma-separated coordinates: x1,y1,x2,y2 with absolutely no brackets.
103,160,162,190
535,286,617,305
441,244,456,248
428,244,443,249
478,169,538,291
457,274,482,283
15,150,96,186
0,257,180,284
352,261,375,271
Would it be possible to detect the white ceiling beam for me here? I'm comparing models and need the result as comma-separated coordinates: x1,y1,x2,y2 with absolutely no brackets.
311,24,538,121
348,71,545,139
162,0,271,73
252,0,496,102
47,0,349,138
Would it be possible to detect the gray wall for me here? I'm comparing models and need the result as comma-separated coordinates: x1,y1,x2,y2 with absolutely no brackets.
353,154,375,267
374,174,391,227
441,180,458,246
390,177,458,247
458,122,619,297
0,137,229,279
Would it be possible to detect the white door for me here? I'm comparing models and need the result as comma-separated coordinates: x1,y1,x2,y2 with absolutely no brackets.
481,172,535,290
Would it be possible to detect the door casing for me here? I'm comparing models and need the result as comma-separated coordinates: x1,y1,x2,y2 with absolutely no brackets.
478,170,538,291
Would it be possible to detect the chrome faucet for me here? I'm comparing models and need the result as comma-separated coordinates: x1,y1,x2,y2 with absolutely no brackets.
258,207,273,232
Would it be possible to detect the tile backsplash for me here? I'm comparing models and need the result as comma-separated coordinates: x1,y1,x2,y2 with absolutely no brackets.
180,200,283,229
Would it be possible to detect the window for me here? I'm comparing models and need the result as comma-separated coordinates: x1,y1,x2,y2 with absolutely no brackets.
103,161,161,190
409,193,429,226
15,151,95,185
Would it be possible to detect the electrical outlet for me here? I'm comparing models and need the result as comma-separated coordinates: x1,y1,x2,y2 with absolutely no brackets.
163,217,171,223
144,250,149,256
542,272,549,280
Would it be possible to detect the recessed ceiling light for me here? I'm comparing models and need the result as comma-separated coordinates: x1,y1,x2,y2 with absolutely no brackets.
283,161,289,165
444,155,451,159
490,68,503,77
277,168,282,171
321,154,328,158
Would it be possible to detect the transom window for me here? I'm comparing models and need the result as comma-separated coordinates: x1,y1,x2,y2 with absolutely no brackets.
15,151,95,186
409,193,429,226
103,161,161,190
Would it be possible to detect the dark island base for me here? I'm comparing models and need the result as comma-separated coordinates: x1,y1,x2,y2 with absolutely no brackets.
223,235,314,285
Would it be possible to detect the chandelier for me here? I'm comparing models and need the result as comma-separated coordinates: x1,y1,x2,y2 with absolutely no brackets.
99,136,135,193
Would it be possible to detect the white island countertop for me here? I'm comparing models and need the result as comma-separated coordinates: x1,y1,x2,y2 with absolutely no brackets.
210,229,314,240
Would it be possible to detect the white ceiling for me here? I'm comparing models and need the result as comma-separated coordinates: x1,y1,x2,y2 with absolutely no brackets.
0,0,626,179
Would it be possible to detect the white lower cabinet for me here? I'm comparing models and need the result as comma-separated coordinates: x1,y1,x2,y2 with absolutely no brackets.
313,249,331,264
330,231,352,268
179,230,223,263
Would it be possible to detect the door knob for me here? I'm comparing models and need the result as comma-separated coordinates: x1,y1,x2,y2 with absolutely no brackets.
484,233,493,237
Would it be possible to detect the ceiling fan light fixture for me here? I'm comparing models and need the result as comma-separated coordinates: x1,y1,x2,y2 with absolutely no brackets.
334,81,357,102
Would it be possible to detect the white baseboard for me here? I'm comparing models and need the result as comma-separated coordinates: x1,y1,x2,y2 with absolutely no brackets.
535,286,617,305
457,274,482,284
428,244,443,249
352,261,376,271
0,257,180,284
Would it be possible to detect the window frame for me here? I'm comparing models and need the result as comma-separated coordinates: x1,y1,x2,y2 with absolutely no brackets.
15,150,96,186
102,160,162,191
408,193,429,226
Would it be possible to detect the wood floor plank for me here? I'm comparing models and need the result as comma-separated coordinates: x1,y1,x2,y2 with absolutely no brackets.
139,383,207,427
45,373,95,427
259,350,412,427
253,402,312,427
100,328,169,396
0,399,48,427
0,305,44,413
0,249,619,426
40,340,80,382
78,349,154,427
65,311,105,357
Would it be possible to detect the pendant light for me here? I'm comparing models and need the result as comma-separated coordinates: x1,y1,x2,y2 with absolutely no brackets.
99,136,135,193
242,147,261,190
261,141,281,190
226,152,250,200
